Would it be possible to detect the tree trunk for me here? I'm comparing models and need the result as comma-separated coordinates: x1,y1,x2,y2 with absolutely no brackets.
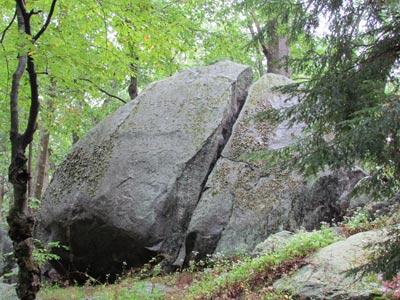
33,76,56,201
6,0,57,298
27,142,33,200
7,3,40,295
247,21,265,77
128,63,138,100
72,132,79,145
8,147,41,300
268,36,290,77
250,14,291,77
33,127,50,200
0,176,4,223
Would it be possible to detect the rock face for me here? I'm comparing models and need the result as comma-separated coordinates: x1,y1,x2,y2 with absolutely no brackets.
0,226,15,282
274,230,385,299
252,230,294,256
183,74,360,259
37,65,366,280
0,282,17,300
36,61,252,279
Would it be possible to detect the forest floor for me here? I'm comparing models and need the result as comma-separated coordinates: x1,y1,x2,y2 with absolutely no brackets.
38,208,399,300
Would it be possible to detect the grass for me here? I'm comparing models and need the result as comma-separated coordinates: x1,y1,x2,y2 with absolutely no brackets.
186,226,339,299
39,277,165,300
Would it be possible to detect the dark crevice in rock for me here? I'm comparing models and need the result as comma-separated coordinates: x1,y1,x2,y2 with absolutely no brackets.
173,73,252,268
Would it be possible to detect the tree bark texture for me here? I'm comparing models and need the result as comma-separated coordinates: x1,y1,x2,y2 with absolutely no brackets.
7,3,40,297
7,1,57,299
250,14,291,77
128,62,138,100
0,176,5,222
33,127,50,200
27,142,33,199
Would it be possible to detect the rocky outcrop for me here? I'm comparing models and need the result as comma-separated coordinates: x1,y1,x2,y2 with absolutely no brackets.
274,229,386,299
36,64,368,280
0,226,15,283
183,74,362,260
36,61,252,280
0,282,17,300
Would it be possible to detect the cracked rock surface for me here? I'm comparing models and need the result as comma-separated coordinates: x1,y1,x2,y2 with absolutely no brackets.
184,74,359,258
36,61,252,280
36,66,363,281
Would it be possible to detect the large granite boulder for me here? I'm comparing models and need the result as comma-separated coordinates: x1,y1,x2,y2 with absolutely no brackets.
182,74,364,260
36,61,252,279
274,229,385,299
37,66,368,280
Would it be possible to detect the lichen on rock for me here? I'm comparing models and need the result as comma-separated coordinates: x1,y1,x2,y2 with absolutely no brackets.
35,61,253,280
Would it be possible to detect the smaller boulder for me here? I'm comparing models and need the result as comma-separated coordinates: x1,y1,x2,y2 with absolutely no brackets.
0,282,17,300
274,229,386,299
0,225,16,283
252,231,293,256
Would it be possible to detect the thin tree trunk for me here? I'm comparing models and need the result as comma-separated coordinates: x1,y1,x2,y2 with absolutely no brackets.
128,62,138,100
33,127,49,200
27,142,33,199
7,1,57,298
72,132,79,144
33,77,55,201
0,176,4,223
7,4,41,298
247,21,265,77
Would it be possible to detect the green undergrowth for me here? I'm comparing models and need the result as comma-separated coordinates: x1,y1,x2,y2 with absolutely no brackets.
187,227,339,299
340,205,400,236
38,227,339,300
39,277,165,300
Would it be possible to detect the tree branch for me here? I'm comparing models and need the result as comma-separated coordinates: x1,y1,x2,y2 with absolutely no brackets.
249,12,271,62
79,78,127,103
10,54,27,151
10,3,27,157
0,10,17,44
33,0,57,42
19,0,57,147
16,0,28,21
22,56,39,147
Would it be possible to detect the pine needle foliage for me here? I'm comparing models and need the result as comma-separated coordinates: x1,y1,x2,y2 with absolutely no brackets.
254,0,400,281
265,0,400,198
